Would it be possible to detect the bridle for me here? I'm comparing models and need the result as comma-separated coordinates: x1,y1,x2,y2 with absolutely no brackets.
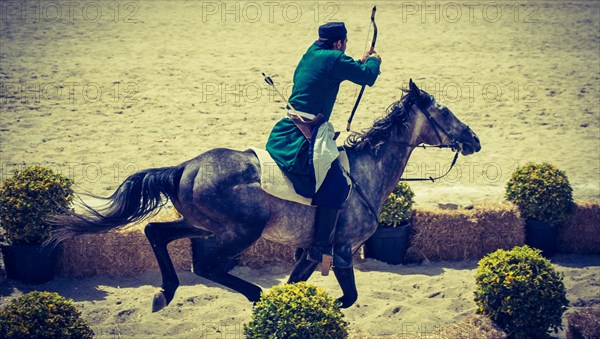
344,92,473,222
396,95,471,182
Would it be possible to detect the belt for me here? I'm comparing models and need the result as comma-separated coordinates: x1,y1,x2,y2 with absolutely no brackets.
286,110,325,142
287,109,316,121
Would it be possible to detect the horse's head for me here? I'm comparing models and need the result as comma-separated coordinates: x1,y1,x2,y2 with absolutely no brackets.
406,79,481,155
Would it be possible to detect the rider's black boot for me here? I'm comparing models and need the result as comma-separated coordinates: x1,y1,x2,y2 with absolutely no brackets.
307,207,340,272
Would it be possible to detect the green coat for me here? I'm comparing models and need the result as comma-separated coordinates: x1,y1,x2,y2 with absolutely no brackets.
266,41,381,197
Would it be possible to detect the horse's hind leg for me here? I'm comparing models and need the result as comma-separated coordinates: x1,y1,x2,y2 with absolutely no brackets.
194,228,263,303
144,219,210,312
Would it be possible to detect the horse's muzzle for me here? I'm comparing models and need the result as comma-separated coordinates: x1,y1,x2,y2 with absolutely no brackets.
457,127,481,156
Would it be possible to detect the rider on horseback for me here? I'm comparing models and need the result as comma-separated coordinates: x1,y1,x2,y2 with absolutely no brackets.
266,22,382,269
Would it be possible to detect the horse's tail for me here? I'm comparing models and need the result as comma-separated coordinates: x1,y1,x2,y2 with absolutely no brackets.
48,165,185,244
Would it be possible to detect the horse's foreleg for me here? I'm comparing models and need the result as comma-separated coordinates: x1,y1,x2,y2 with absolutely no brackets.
144,219,210,312
333,266,358,308
194,230,263,303
289,251,358,308
287,249,318,283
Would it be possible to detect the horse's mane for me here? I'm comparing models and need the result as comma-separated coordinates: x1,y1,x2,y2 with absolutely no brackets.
345,89,417,152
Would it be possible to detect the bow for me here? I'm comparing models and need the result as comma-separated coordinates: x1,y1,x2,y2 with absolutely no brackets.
347,6,378,132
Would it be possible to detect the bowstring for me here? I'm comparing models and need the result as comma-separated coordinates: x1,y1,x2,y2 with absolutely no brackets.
351,20,373,108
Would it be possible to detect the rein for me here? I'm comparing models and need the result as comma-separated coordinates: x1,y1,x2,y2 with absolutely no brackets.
344,170,380,222
397,102,463,182
399,152,459,182
345,98,466,220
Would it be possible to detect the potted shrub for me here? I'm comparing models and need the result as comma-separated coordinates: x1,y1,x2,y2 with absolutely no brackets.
506,162,574,256
0,165,73,284
0,291,94,338
364,182,414,264
0,249,6,284
474,245,568,338
244,282,349,338
1,232,6,283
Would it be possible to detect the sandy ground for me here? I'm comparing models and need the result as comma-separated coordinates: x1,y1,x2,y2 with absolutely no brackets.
1,1,599,207
1,254,599,338
1,1,599,337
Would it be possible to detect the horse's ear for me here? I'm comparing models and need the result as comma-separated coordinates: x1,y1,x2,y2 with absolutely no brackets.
409,79,420,95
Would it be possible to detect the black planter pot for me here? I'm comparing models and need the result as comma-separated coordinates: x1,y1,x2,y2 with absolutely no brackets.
0,250,6,284
1,244,56,284
191,236,238,274
364,221,412,265
525,218,559,257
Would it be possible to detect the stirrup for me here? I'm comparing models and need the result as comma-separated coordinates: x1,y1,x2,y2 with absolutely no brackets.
321,254,333,276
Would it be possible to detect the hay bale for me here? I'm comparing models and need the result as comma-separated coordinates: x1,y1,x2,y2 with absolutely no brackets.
477,204,525,254
405,208,481,262
559,201,600,255
567,307,600,339
56,231,191,278
348,314,507,338
405,204,524,263
436,314,508,339
239,239,363,269
239,238,296,269
62,200,597,274
56,209,191,278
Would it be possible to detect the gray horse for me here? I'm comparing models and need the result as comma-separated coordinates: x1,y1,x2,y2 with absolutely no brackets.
51,80,481,312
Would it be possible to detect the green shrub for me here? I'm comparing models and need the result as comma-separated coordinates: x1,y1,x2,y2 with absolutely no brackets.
0,291,94,338
244,282,348,339
378,182,414,227
474,245,568,338
505,162,574,225
0,165,73,245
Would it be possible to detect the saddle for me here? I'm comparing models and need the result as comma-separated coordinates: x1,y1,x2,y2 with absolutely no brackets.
247,147,350,205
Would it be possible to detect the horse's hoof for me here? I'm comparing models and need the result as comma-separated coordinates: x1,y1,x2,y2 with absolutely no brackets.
152,292,168,313
335,297,355,309
248,286,263,303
